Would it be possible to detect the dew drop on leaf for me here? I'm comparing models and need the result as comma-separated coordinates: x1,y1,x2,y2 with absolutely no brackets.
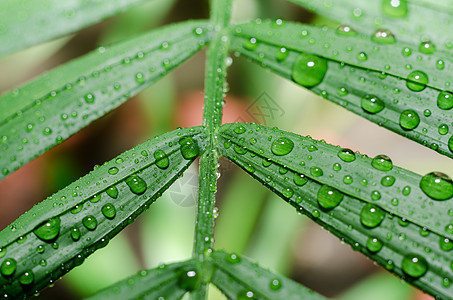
108,167,119,175
292,53,328,88
71,204,83,214
84,93,95,104
293,173,308,186
0,258,16,276
382,0,408,18
419,41,436,54
343,175,353,184
357,52,368,61
366,237,383,253
237,290,255,299
419,172,453,200
406,71,428,92
360,204,386,228
372,29,396,44
179,137,200,159
337,148,356,162
33,217,61,241
276,47,289,62
135,72,145,84
226,253,241,264
269,278,282,290
125,175,147,195
402,253,428,278
106,186,119,199
437,91,453,110
449,136,453,152
438,124,449,135
317,185,344,209
178,269,200,291
82,215,98,231
439,237,453,251
102,203,117,219
381,175,396,186
271,137,294,156
234,125,246,134
310,166,323,177
243,37,258,50
336,25,357,36
18,270,34,285
154,150,169,169
361,95,385,114
71,227,81,241
0,248,5,258
371,154,393,171
399,109,420,130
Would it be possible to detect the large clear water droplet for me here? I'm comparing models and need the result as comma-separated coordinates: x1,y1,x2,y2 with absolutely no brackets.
361,95,385,114
33,217,61,241
338,148,356,162
19,270,34,285
399,109,420,130
360,204,386,228
0,258,16,276
371,155,393,171
106,186,119,199
125,175,147,195
402,253,428,278
440,237,453,251
292,53,328,87
317,185,344,209
82,215,98,231
102,203,117,219
419,172,453,200
406,71,428,92
154,150,169,169
271,137,294,156
437,91,453,110
179,137,200,160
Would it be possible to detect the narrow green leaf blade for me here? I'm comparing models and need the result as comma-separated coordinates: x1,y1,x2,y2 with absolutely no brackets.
231,20,453,158
287,0,453,47
0,0,151,57
219,123,453,299
0,126,206,299
211,250,326,299
0,20,212,179
86,260,196,300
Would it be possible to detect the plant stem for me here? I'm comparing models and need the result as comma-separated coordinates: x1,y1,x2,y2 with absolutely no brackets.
192,0,231,298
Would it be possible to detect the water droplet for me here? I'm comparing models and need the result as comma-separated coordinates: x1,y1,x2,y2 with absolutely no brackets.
102,203,116,219
361,95,385,114
367,237,383,252
178,269,200,291
371,154,393,171
371,190,382,200
338,148,356,162
1,258,16,276
18,270,34,285
237,290,255,299
419,41,436,54
71,227,81,241
310,167,323,177
381,175,396,186
372,29,396,44
108,167,119,175
317,185,344,209
399,110,420,130
336,25,357,36
154,150,169,169
449,136,453,153
382,0,408,18
406,71,428,92
276,48,289,62
135,72,145,84
402,186,411,196
179,137,199,160
357,52,368,61
84,93,95,104
82,215,98,231
33,217,61,241
440,237,453,251
292,53,328,87
293,173,308,186
0,248,5,258
402,253,428,278
402,47,412,56
343,175,353,184
234,144,247,155
126,175,147,195
90,194,101,203
244,37,258,50
71,204,83,214
360,204,386,228
333,163,341,171
106,186,119,199
391,198,399,206
39,259,47,267
43,127,52,135
420,172,453,200
271,137,294,156
234,125,246,134
226,253,241,264
269,278,282,290
437,91,453,110
282,188,294,199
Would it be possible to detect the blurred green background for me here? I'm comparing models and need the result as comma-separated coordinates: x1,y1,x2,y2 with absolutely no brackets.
0,0,449,299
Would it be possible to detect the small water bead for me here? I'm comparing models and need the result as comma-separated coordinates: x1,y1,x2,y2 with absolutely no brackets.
361,95,385,114
106,186,119,199
39,259,47,267
33,217,61,241
71,204,83,214
18,270,34,285
178,269,200,292
1,258,17,276
372,29,396,44
292,53,328,88
449,136,453,152
419,41,436,54
234,125,246,134
343,175,353,184
126,175,147,195
371,190,382,200
360,204,386,228
423,109,431,117
440,237,453,251
276,48,289,62
317,185,344,209
367,237,384,253
406,71,428,92
0,248,5,258
310,167,323,177
333,163,341,171
244,37,258,50
226,253,241,264
82,215,97,230
293,173,308,186
84,93,95,104
357,52,368,61
43,127,52,135
234,144,247,155
436,59,445,70
371,154,393,171
382,0,408,18
402,186,411,196
71,227,81,241
402,47,412,56
282,188,294,199
399,109,420,130
237,291,255,299
269,278,282,291
271,137,294,156
437,91,453,110
391,198,399,206
108,167,119,175
179,137,199,159
90,194,101,203
102,203,116,219
398,218,409,227
336,25,357,36
420,172,453,200
154,150,169,169
439,124,449,135
338,87,348,96
381,175,396,186
443,278,451,288
337,148,356,162
402,253,428,278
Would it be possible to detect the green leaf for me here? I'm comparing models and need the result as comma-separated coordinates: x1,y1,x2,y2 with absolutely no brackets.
219,122,453,299
0,0,152,57
210,250,326,299
0,126,206,299
231,19,453,158
287,0,453,47
86,260,197,300
0,20,212,180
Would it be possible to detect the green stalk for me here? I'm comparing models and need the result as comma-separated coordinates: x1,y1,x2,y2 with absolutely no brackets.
192,0,232,298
